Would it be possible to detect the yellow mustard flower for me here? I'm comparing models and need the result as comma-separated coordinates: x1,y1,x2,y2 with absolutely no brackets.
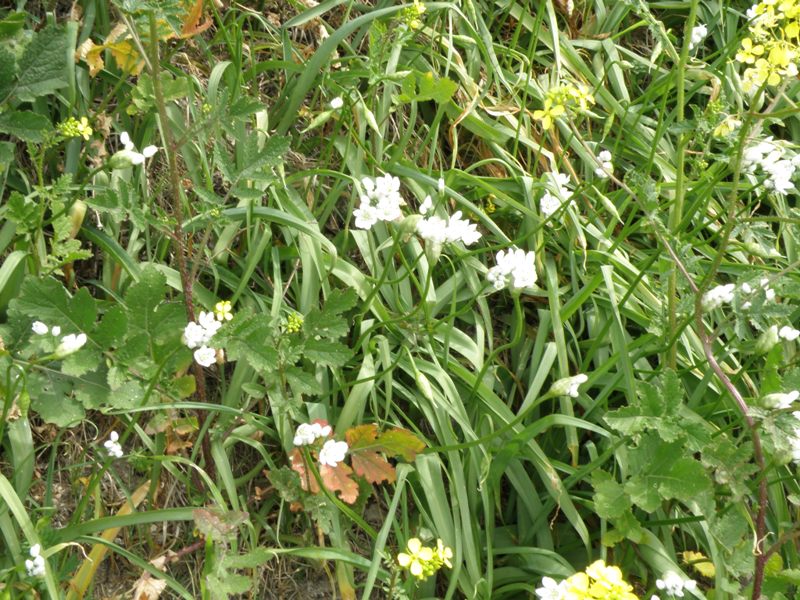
214,300,233,322
397,538,434,579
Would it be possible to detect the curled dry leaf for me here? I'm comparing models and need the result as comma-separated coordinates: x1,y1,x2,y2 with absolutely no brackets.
131,556,168,600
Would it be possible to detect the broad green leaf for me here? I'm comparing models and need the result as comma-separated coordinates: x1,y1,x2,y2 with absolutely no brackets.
285,366,322,396
591,470,631,520
28,371,84,426
12,277,96,334
658,457,712,504
15,24,68,101
302,338,352,367
0,110,50,142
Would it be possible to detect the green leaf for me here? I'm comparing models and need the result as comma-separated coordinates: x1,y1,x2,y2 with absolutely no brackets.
302,338,352,367
94,306,128,348
303,289,357,340
28,371,84,426
657,457,712,504
238,135,291,180
222,548,272,569
207,573,252,599
0,12,26,38
0,110,50,142
0,45,17,100
285,366,322,396
61,348,101,377
218,314,278,373
15,24,68,101
592,470,631,519
398,71,458,104
11,277,96,334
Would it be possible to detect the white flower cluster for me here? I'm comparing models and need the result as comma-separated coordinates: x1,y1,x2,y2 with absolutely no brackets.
293,422,332,446
183,311,223,367
540,172,575,220
353,174,405,229
741,278,776,310
487,247,538,291
594,150,613,178
116,131,158,166
550,374,589,398
654,571,697,597
701,283,735,311
31,321,58,336
103,431,124,458
688,24,708,51
319,439,349,467
742,138,800,195
416,207,482,247
763,390,800,410
25,544,45,578
292,422,349,467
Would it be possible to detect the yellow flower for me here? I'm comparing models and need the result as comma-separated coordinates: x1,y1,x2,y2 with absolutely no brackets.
397,538,434,579
285,312,304,334
435,539,453,568
214,300,233,321
736,37,765,64
533,98,566,129
57,116,93,140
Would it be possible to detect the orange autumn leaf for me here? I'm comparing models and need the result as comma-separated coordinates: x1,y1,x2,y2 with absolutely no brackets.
320,463,359,504
346,424,396,484
289,447,320,494
180,0,212,38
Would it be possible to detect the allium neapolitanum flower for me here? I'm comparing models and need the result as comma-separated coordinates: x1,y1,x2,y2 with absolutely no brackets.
25,544,45,578
55,333,87,357
487,247,537,291
353,174,405,229
397,537,453,580
536,560,638,600
688,24,708,51
550,374,589,398
736,2,800,92
533,82,595,129
701,284,735,311
655,570,697,597
104,431,124,458
111,131,158,167
594,150,613,178
330,96,344,110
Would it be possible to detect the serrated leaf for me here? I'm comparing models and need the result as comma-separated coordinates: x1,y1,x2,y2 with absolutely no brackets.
11,277,96,334
109,380,145,409
285,366,322,396
320,463,359,504
15,24,68,101
73,369,111,409
207,573,252,599
219,314,278,373
302,338,352,367
658,457,711,503
61,347,101,377
624,475,661,512
289,448,320,494
0,110,50,142
239,135,290,180
398,71,458,104
371,427,425,461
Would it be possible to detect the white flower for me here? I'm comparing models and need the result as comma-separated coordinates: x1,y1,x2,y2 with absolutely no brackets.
31,321,49,335
688,24,708,50
765,287,776,301
551,172,573,200
702,283,735,311
353,174,405,230
656,571,696,597
193,346,217,367
103,431,124,458
330,96,343,110
51,325,61,336
438,177,445,192
540,190,562,219
183,311,222,350
550,373,589,398
487,247,537,291
443,211,481,245
25,544,45,577
115,131,158,166
319,439,348,467
780,326,800,341
763,390,800,410
535,576,568,600
741,282,752,294
56,332,87,356
293,422,332,446
419,195,433,215
417,210,481,246
594,150,613,178
790,430,800,463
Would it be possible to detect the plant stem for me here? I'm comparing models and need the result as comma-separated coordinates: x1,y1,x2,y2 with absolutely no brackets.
147,13,215,480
